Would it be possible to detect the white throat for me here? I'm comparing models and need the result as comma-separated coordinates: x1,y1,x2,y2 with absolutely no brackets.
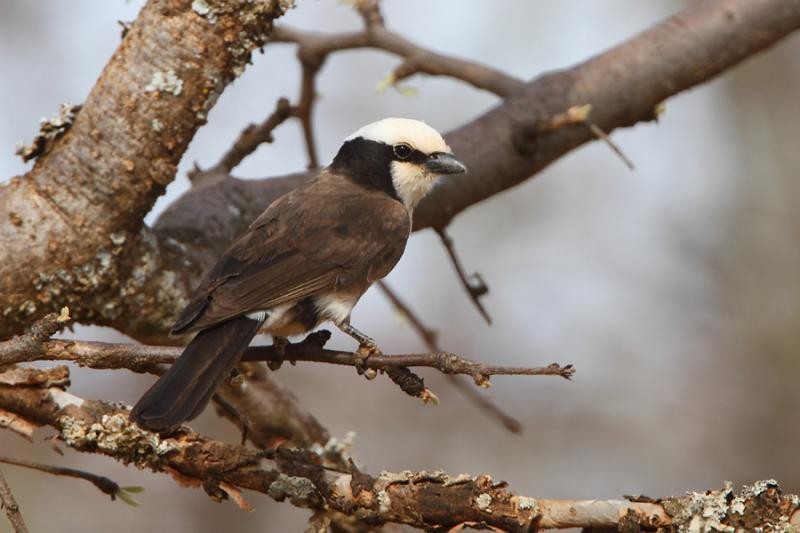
391,161,436,210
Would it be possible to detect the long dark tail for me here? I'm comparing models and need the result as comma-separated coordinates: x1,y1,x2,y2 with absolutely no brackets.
130,316,262,432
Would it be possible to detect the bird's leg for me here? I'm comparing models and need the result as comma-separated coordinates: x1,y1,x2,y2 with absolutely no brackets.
336,320,382,376
267,335,289,371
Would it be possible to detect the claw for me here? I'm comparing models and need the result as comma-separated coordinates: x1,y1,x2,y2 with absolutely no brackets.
355,342,381,376
267,336,289,371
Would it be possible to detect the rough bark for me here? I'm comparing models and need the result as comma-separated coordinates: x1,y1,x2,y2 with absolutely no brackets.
1,367,798,531
0,0,295,341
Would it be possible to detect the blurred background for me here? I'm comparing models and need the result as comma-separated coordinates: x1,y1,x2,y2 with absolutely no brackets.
2,1,800,531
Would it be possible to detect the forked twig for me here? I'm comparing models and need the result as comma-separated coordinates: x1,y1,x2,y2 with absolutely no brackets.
436,228,492,325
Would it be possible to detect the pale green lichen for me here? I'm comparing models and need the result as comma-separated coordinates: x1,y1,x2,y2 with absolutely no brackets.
191,0,217,23
324,430,356,456
666,480,797,533
378,470,414,484
443,473,473,487
267,473,316,505
516,495,539,514
109,232,127,246
16,103,80,162
150,119,164,132
751,479,780,497
310,430,357,469
59,413,178,469
29,236,125,316
145,69,183,96
475,493,492,513
376,490,391,513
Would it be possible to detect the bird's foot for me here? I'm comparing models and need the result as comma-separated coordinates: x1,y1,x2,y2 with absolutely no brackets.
355,341,381,379
267,336,289,371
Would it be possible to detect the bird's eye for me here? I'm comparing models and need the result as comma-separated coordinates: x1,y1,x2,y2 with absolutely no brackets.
393,143,412,160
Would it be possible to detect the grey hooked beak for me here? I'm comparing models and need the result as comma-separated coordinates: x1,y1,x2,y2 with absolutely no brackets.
425,152,467,175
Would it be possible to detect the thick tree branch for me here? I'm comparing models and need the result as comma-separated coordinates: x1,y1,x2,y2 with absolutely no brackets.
0,373,798,531
0,0,295,339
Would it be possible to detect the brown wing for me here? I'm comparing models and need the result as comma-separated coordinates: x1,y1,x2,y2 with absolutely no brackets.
172,173,410,334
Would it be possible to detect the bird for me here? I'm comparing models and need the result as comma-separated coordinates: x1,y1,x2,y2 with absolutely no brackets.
130,117,467,432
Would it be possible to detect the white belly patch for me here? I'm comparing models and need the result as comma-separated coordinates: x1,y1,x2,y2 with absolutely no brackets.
314,294,356,324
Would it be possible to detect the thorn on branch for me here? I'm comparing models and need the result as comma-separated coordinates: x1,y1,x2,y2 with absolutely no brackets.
585,121,635,170
537,104,635,170
436,228,492,325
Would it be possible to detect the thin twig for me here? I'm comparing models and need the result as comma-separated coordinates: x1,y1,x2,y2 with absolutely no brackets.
293,64,320,169
585,121,635,170
187,97,294,186
213,97,294,174
376,280,438,347
0,307,70,366
0,333,573,387
0,456,139,505
269,21,525,98
0,469,28,533
436,228,492,325
377,280,523,433
536,104,634,170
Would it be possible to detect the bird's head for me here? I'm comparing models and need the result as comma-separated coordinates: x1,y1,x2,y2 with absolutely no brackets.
330,118,467,210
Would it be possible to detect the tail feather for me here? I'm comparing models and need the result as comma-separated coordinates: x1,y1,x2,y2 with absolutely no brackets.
130,316,262,432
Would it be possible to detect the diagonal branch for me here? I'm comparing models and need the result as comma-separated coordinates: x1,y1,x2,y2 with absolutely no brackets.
0,0,295,339
0,469,27,533
0,456,140,506
189,97,295,187
436,228,492,325
380,281,524,433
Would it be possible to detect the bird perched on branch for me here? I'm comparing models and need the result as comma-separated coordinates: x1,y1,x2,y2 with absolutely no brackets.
131,118,466,432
